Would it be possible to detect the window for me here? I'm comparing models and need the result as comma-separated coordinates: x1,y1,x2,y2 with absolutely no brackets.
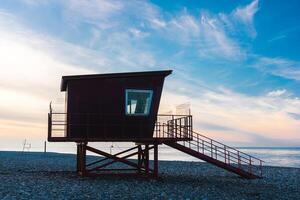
125,89,153,116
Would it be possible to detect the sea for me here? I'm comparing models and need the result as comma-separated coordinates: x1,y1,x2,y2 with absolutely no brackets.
1,141,299,168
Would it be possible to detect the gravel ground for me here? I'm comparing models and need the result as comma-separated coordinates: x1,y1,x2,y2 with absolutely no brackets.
0,151,299,200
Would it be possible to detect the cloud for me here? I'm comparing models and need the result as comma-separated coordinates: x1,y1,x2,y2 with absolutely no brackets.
1,0,300,147
160,83,300,146
267,89,287,97
233,0,259,24
268,35,286,43
233,0,259,37
150,18,167,29
288,112,300,120
253,56,300,81
59,1,258,61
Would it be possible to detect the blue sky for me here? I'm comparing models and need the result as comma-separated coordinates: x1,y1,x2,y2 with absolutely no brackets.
0,0,300,148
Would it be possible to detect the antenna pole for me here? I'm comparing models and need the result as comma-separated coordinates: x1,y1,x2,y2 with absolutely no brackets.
44,141,47,153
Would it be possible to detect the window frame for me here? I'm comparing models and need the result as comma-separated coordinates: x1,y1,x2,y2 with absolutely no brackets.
125,89,153,116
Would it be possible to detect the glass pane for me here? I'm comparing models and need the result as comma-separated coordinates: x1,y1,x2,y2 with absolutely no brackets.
126,89,153,115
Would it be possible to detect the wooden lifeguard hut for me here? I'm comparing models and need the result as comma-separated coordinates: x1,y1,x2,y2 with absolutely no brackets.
48,70,263,179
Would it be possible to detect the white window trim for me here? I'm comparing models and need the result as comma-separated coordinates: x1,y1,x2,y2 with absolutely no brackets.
125,89,153,116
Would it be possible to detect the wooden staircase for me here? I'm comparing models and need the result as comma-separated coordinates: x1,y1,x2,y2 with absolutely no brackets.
162,127,263,179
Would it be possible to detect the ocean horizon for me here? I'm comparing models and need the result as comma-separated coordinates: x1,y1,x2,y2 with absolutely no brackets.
1,143,299,168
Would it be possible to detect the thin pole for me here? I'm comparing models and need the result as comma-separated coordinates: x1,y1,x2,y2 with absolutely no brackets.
44,141,47,153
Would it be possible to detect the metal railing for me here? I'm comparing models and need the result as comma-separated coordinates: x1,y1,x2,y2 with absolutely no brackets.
48,110,192,140
169,127,263,177
154,114,192,139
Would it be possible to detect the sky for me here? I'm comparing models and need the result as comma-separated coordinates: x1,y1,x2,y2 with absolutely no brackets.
0,0,300,150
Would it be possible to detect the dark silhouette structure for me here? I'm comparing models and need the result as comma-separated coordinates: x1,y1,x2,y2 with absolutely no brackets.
48,70,263,179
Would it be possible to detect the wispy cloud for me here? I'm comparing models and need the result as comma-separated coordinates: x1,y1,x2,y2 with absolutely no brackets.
233,0,259,24
1,0,300,147
160,83,300,146
268,35,286,42
267,89,288,97
232,0,259,37
253,56,300,81
58,0,259,61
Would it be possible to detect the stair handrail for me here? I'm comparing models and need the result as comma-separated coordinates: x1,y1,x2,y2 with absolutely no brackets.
191,130,263,163
163,122,263,177
168,122,263,163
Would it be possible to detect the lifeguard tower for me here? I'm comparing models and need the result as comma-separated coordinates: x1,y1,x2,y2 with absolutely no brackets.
48,70,263,178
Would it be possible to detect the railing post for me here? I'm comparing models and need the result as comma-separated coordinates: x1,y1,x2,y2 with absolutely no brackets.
179,119,181,138
260,160,262,177
184,117,187,138
190,116,193,139
159,122,161,138
202,140,204,154
224,146,227,163
197,136,199,152
238,151,241,169
211,140,213,158
175,118,177,139
215,146,217,159
249,156,252,174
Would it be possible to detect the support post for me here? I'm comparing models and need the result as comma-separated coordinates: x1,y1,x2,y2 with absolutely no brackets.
153,143,158,178
144,144,149,175
137,145,142,174
81,143,87,176
76,143,81,174
77,142,87,176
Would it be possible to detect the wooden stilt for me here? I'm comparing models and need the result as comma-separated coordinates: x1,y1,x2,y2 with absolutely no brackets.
81,143,87,176
137,145,142,174
153,143,158,178
76,142,87,176
76,143,81,174
144,144,149,175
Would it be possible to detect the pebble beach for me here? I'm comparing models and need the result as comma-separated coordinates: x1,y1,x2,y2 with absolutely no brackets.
0,151,299,200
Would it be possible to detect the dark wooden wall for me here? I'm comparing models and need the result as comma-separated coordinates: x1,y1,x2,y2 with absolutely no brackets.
66,75,166,141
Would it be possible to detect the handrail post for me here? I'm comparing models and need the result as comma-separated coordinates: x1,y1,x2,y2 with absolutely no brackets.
224,146,227,163
249,156,252,174
260,160,262,177
210,140,213,158
238,151,241,169
197,136,199,152
215,146,217,159
174,118,177,138
190,116,193,139
179,119,181,138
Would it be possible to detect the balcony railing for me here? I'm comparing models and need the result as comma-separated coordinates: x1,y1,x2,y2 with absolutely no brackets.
48,109,193,141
